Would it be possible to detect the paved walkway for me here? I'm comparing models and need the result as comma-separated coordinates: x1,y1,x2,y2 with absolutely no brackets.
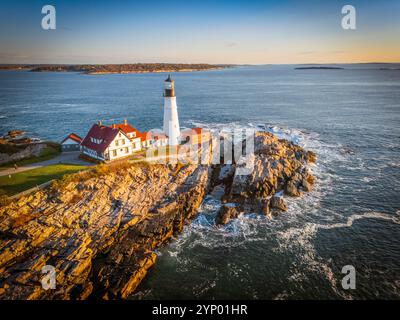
0,152,94,177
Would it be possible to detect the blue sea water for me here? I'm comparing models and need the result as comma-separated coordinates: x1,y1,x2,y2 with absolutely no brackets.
0,65,399,299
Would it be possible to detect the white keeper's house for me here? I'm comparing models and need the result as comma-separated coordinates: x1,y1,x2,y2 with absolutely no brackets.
76,76,209,162
80,121,139,161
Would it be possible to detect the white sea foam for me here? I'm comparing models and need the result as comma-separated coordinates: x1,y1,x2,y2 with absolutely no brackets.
163,121,400,298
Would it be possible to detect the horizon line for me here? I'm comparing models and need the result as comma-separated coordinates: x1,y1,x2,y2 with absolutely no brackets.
1,61,399,66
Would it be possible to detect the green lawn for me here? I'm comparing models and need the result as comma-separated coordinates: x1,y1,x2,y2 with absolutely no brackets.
0,164,88,196
0,145,61,169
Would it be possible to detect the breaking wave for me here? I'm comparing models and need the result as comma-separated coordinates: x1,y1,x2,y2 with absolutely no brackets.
150,122,400,299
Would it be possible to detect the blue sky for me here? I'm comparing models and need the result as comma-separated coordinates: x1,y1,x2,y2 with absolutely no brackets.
0,0,399,64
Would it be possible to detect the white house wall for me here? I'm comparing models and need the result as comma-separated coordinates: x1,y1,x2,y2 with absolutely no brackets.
82,147,104,160
106,132,136,160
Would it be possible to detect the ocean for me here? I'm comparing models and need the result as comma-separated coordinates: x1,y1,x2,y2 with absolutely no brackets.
0,64,399,299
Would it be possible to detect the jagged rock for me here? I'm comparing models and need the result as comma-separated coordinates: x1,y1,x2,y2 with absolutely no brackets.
226,132,314,208
0,150,213,300
210,185,225,200
285,180,302,197
215,204,239,225
306,151,317,163
0,143,46,164
7,130,25,138
301,170,315,192
0,130,316,300
261,200,270,215
269,196,288,212
301,179,312,192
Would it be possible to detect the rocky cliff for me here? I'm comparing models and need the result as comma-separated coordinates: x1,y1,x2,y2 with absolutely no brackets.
214,131,316,223
0,143,46,165
0,131,315,299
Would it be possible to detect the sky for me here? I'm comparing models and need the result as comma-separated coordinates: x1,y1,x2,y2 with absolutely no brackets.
0,0,399,64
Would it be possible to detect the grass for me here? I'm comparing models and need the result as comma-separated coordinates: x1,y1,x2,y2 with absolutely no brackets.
0,144,61,169
0,164,88,196
50,161,143,193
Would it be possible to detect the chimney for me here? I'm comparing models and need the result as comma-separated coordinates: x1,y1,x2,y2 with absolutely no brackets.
112,124,116,129
98,120,102,126
124,118,128,125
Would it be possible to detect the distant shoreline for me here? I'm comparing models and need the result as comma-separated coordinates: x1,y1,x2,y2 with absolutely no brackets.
295,66,344,70
0,63,231,75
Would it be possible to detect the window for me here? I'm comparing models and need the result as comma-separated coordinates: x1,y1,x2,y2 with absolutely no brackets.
125,147,129,154
115,140,119,146
112,150,117,157
118,133,122,137
90,138,103,144
122,139,125,145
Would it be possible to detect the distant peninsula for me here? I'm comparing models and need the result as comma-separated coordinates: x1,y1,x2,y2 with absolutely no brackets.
0,63,232,74
295,66,344,70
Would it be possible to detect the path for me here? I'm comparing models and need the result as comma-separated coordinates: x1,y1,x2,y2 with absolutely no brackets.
0,151,94,177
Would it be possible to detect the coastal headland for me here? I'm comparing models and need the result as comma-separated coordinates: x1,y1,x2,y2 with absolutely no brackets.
0,131,316,299
0,63,231,75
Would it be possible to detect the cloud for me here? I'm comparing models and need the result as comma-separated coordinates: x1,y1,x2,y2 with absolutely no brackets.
298,51,316,55
226,42,238,47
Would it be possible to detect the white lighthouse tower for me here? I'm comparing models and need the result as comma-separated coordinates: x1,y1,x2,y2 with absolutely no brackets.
163,74,181,146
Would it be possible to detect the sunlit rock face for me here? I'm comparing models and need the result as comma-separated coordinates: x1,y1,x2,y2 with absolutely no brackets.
216,132,316,222
0,131,315,300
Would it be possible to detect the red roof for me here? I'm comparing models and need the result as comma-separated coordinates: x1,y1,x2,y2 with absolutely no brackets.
137,131,154,141
61,133,82,144
81,124,121,153
110,123,141,135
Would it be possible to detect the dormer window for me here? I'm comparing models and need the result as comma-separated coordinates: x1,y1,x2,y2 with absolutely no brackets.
90,137,103,144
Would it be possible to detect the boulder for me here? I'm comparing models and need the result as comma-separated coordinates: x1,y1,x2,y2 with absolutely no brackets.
285,180,302,197
215,204,239,225
306,151,317,163
301,171,315,191
261,200,270,215
269,196,288,212
301,178,313,192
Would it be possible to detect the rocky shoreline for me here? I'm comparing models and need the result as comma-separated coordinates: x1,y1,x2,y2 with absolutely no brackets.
0,63,231,75
214,132,316,224
0,131,315,299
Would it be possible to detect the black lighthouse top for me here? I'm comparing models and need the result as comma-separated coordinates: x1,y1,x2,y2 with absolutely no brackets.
164,74,175,97
165,74,173,82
